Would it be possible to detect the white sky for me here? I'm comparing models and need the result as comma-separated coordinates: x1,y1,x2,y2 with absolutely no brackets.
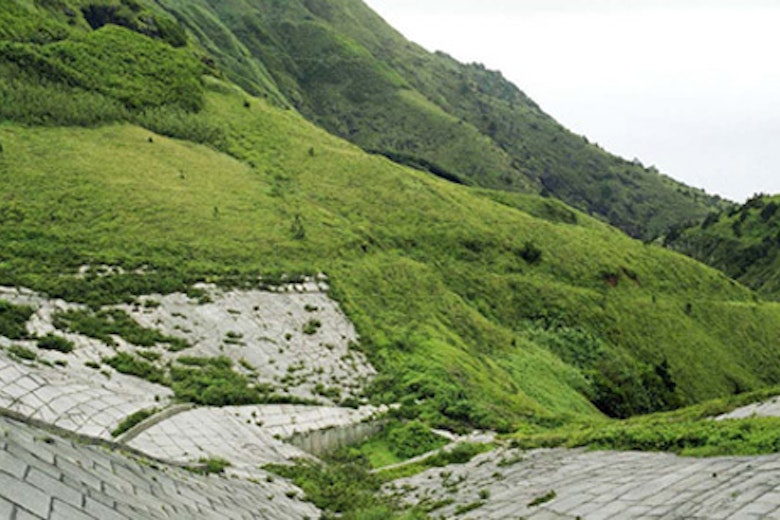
363,0,780,202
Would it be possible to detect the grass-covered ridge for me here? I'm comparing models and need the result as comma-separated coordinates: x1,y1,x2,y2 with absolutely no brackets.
1,72,780,430
149,0,727,239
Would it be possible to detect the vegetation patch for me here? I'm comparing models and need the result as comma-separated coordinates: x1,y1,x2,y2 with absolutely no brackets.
185,457,231,475
8,344,37,362
0,300,34,339
509,388,780,457
99,352,301,406
111,407,158,437
376,443,493,482
385,421,448,460
170,356,264,406
512,416,780,458
54,308,189,351
266,450,426,519
355,420,449,468
36,333,74,353
103,352,166,384
80,0,187,48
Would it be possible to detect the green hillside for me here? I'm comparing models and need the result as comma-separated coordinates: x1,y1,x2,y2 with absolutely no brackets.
139,0,724,239
666,194,780,297
1,0,780,436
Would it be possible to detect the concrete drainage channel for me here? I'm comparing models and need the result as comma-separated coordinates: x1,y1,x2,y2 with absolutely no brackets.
113,403,195,444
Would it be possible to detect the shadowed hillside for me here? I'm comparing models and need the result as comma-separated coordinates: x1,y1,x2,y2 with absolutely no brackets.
666,194,780,297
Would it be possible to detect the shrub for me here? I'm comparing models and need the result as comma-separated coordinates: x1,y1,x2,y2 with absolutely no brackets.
136,350,161,361
761,202,779,223
528,490,556,507
291,214,306,240
36,333,74,353
701,212,720,229
313,384,341,401
386,421,447,459
302,319,322,335
186,457,231,475
454,501,485,516
518,241,542,264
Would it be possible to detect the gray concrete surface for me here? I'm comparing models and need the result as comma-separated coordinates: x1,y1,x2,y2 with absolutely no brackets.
388,445,780,519
127,404,386,477
0,413,319,519
718,396,780,421
0,353,171,439
119,283,375,404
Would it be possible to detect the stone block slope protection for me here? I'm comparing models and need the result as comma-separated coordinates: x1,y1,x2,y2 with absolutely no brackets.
0,413,320,519
389,446,780,519
7,281,780,518
0,280,376,439
0,280,385,517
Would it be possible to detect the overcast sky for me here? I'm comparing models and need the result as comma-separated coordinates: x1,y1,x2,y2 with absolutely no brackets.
363,0,780,202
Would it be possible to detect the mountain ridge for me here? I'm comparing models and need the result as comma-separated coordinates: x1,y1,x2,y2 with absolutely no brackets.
151,0,727,238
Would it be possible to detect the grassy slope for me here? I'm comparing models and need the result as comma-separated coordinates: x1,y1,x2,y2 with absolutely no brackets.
2,3,780,431
666,195,780,298
509,385,780,458
152,0,726,239
2,74,780,429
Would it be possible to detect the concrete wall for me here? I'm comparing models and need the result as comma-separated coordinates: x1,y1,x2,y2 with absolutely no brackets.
289,421,384,456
